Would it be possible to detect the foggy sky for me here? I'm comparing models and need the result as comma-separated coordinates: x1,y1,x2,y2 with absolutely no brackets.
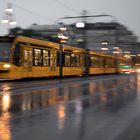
0,0,140,40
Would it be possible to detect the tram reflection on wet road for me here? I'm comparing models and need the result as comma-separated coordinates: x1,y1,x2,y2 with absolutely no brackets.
0,75,138,140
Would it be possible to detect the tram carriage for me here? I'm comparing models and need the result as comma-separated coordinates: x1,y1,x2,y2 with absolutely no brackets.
89,51,117,75
0,35,128,79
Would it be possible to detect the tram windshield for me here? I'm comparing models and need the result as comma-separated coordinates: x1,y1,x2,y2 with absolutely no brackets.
0,43,11,62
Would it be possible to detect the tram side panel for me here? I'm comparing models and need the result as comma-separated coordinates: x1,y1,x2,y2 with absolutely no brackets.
0,35,127,79
6,40,60,79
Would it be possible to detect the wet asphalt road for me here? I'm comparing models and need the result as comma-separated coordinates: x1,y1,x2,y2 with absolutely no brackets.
0,74,139,140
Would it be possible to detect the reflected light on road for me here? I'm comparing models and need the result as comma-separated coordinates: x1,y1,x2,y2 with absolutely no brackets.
0,113,11,140
1,84,11,91
2,94,10,112
100,93,107,103
75,100,83,114
57,104,65,131
112,91,118,97
136,76,140,94
89,82,97,93
21,94,32,111
0,93,11,140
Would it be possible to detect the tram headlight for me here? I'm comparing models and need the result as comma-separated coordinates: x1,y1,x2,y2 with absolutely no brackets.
3,64,11,68
136,69,140,74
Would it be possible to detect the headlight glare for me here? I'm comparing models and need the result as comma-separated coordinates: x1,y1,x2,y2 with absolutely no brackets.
3,64,11,68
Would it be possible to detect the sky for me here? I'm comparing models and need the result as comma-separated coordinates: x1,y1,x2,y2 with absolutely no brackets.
0,0,140,41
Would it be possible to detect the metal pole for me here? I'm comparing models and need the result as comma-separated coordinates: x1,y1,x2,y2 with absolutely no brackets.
59,42,63,78
82,27,87,49
85,49,89,76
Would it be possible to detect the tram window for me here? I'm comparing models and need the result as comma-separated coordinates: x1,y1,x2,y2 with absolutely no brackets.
99,57,104,67
28,51,33,66
42,50,50,66
23,50,28,66
33,49,42,66
90,56,98,67
75,54,80,66
0,43,11,62
53,54,57,67
13,44,21,66
90,56,104,67
64,53,71,67
111,59,115,68
71,54,76,67
50,53,53,66
23,50,33,67
57,52,60,66
105,58,115,68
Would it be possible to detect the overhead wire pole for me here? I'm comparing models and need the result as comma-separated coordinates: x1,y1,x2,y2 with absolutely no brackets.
58,14,118,21
57,14,118,76
57,14,118,49
1,0,17,34
0,0,55,23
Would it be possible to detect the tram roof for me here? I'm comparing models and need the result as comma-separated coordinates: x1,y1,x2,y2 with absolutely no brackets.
89,51,127,60
89,51,116,58
14,36,85,52
0,35,127,59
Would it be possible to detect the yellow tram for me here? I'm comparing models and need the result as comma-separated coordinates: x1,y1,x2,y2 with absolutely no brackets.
0,35,128,79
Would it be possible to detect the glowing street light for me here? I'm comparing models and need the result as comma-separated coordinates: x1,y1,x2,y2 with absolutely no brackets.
101,47,109,51
101,41,109,53
1,2,17,34
1,19,9,24
6,3,13,12
113,47,119,50
60,26,67,32
76,22,85,28
9,20,17,25
113,51,119,54
101,41,108,45
124,51,131,54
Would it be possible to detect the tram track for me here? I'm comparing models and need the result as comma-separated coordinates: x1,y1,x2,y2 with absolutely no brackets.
0,74,136,95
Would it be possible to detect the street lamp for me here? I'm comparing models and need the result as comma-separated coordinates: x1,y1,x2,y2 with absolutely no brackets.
1,2,17,34
75,21,89,76
59,26,67,32
76,22,85,28
58,14,118,50
75,21,87,49
6,2,13,12
58,23,76,45
57,26,69,78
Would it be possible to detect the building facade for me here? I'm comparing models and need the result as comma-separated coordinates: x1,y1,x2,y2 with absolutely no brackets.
28,22,140,65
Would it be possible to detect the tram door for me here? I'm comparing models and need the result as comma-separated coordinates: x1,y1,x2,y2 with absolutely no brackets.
22,46,33,77
50,50,57,76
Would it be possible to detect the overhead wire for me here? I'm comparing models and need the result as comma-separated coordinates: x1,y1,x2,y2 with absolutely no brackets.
0,0,82,24
12,3,55,22
0,0,55,22
51,0,81,15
